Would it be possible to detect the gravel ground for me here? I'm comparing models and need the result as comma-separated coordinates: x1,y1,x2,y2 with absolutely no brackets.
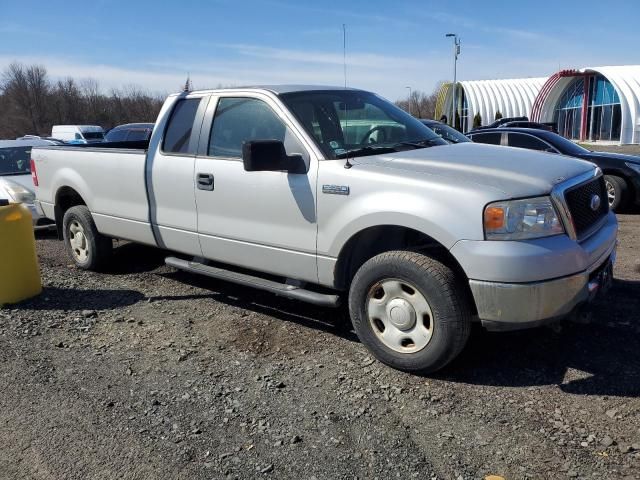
1,214,639,480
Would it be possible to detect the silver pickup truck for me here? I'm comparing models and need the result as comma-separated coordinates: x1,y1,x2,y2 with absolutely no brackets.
32,86,617,373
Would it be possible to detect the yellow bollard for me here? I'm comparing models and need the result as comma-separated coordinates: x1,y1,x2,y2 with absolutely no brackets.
0,202,42,305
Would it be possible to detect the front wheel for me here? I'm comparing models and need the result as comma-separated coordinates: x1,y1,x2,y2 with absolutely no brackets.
348,251,471,374
604,175,628,212
62,205,112,271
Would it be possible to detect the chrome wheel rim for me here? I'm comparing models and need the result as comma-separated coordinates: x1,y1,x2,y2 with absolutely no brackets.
366,278,434,353
69,220,89,262
606,180,616,206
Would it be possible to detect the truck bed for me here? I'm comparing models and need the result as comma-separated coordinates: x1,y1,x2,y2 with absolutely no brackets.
32,143,156,245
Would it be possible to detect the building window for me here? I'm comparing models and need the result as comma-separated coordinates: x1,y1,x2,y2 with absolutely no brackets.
553,75,621,142
554,78,584,140
586,75,621,142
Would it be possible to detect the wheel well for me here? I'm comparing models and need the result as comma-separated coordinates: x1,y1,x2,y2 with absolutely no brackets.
54,187,86,238
334,225,468,291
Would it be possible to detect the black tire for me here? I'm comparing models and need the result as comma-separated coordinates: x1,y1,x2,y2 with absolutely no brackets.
62,205,112,271
348,250,471,374
604,175,628,212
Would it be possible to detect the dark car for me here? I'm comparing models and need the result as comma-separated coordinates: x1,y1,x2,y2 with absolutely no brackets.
467,127,640,211
497,121,557,133
470,116,528,131
104,123,154,142
420,119,470,144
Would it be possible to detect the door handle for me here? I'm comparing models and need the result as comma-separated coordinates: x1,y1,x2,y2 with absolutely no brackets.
196,173,214,191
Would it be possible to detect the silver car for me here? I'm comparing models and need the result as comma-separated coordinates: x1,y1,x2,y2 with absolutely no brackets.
0,139,58,229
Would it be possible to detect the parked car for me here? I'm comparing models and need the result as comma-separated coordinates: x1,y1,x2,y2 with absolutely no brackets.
420,119,470,144
497,121,556,132
104,123,154,142
32,86,617,374
470,116,528,131
0,139,59,229
51,125,105,144
467,127,640,211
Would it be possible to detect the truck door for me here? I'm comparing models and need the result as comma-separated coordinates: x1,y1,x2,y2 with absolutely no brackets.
146,95,208,256
194,93,318,283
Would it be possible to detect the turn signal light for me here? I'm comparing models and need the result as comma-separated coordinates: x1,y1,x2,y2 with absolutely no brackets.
484,207,504,230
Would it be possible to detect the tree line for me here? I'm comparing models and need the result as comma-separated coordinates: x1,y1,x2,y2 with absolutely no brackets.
0,61,445,140
394,83,441,120
0,63,165,139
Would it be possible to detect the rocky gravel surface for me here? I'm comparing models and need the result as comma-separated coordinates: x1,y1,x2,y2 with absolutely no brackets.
1,214,639,479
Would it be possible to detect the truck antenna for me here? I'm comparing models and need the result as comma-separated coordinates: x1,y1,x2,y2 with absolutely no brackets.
183,73,192,92
342,23,353,169
342,24,347,88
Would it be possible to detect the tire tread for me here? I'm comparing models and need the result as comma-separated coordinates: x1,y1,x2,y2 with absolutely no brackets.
349,250,471,374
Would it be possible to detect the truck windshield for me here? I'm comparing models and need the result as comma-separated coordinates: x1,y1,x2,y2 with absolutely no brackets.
280,90,446,159
0,147,31,175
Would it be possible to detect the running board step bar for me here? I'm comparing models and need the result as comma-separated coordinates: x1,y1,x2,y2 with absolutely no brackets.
165,257,340,308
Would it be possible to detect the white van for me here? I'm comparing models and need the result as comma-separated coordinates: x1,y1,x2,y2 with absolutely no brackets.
51,125,105,144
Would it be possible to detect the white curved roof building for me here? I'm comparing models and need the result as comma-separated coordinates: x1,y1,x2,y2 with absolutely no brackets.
435,65,640,144
436,77,546,132
531,65,640,144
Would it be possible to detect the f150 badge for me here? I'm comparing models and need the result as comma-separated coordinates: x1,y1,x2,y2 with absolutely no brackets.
322,185,350,195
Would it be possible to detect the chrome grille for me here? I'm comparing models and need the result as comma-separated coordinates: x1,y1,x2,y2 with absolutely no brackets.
564,176,608,239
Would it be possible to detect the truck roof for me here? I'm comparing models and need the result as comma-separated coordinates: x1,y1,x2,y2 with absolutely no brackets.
175,85,366,96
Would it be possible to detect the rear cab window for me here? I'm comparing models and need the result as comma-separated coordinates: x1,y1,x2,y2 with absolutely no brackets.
163,98,203,154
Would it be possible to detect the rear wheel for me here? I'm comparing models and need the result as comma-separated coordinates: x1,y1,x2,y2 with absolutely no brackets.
62,205,112,271
604,175,628,212
348,250,471,374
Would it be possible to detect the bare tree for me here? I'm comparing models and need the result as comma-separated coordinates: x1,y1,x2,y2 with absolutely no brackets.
395,84,440,120
0,63,165,138
1,63,50,135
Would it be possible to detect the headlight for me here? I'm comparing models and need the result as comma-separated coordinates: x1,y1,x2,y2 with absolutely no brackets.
626,162,640,175
484,196,564,240
1,179,36,204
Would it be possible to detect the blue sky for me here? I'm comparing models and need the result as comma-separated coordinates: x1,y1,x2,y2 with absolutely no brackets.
1,0,638,100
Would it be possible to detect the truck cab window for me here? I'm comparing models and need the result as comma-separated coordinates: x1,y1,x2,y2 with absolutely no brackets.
208,97,304,159
163,98,202,154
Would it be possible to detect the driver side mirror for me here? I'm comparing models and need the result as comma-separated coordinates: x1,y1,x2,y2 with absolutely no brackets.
242,140,306,173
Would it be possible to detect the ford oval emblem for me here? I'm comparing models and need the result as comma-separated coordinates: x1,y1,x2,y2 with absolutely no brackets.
590,194,601,211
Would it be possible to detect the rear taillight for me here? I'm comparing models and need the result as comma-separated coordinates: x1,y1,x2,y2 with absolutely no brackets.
30,159,38,186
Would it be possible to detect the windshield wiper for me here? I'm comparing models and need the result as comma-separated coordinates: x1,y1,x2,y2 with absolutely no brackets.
395,138,443,148
1,171,30,176
337,139,443,160
335,145,398,159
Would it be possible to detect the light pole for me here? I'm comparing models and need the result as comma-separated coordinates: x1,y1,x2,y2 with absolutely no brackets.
445,33,460,129
405,86,412,115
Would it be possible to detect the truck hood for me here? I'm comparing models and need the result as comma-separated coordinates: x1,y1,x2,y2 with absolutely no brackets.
350,143,596,198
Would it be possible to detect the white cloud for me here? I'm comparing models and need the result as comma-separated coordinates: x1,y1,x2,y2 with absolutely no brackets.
0,47,436,100
218,44,424,69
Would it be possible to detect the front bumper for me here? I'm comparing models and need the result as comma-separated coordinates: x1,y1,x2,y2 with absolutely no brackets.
470,245,615,331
